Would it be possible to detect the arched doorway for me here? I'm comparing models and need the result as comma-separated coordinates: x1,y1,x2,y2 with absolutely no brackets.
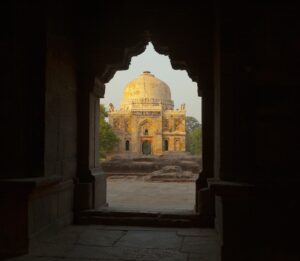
142,141,151,155
125,140,130,151
164,140,169,151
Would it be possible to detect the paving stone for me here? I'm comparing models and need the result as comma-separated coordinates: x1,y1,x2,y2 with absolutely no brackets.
61,225,87,233
67,246,119,259
181,236,219,254
9,226,218,261
8,256,98,261
189,252,220,261
176,228,216,237
28,242,75,257
30,225,85,247
77,229,126,246
36,231,80,245
7,256,46,261
115,230,182,249
67,245,188,261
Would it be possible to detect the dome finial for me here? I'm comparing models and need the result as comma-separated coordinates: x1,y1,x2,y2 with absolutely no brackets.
142,71,154,77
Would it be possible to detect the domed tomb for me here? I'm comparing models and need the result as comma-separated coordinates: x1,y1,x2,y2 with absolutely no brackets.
108,71,186,156
120,71,174,111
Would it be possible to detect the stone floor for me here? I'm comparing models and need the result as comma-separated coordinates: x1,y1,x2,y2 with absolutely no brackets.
107,178,196,212
9,225,220,261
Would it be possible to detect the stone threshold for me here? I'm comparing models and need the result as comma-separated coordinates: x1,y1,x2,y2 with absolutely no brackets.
75,207,211,228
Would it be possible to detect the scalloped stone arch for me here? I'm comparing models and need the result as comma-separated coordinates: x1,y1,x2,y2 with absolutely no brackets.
82,28,213,215
98,32,201,95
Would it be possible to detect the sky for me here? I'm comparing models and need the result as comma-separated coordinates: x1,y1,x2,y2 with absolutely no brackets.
101,42,202,123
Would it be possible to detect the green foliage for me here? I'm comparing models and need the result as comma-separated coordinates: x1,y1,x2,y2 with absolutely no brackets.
188,128,202,155
186,116,201,133
100,104,108,117
186,116,202,155
99,104,119,159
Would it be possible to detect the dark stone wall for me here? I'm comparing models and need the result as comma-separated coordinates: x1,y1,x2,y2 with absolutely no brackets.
44,1,77,179
29,0,78,236
0,1,46,178
217,2,300,183
0,1,77,257
28,180,74,237
213,2,300,260
253,4,300,180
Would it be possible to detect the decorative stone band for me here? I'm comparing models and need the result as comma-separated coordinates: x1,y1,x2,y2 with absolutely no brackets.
122,98,174,106
131,111,161,116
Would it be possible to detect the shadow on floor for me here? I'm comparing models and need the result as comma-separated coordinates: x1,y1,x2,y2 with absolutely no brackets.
8,225,220,261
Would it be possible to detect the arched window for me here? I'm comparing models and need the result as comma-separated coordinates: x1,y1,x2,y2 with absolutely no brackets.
164,140,169,151
144,129,149,135
125,140,130,151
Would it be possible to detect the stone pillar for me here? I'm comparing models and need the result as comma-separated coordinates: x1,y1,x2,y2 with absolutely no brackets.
75,74,107,212
195,80,214,225
210,2,264,260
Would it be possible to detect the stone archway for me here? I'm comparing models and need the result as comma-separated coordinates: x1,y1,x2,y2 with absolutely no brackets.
77,11,214,214
91,36,212,214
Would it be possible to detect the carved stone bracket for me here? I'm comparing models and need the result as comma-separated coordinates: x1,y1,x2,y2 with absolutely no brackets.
93,77,105,98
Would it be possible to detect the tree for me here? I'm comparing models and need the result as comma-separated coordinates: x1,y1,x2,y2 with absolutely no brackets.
186,116,201,133
186,116,202,155
99,104,119,159
188,128,202,155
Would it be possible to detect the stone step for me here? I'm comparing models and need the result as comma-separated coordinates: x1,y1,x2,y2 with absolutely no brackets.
75,209,211,227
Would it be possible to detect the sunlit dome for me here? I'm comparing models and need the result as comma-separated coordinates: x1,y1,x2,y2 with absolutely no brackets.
121,71,172,103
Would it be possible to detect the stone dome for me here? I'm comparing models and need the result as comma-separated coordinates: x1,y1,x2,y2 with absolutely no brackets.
121,71,173,109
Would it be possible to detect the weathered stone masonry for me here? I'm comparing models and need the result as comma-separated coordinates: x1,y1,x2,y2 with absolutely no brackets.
108,71,186,155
